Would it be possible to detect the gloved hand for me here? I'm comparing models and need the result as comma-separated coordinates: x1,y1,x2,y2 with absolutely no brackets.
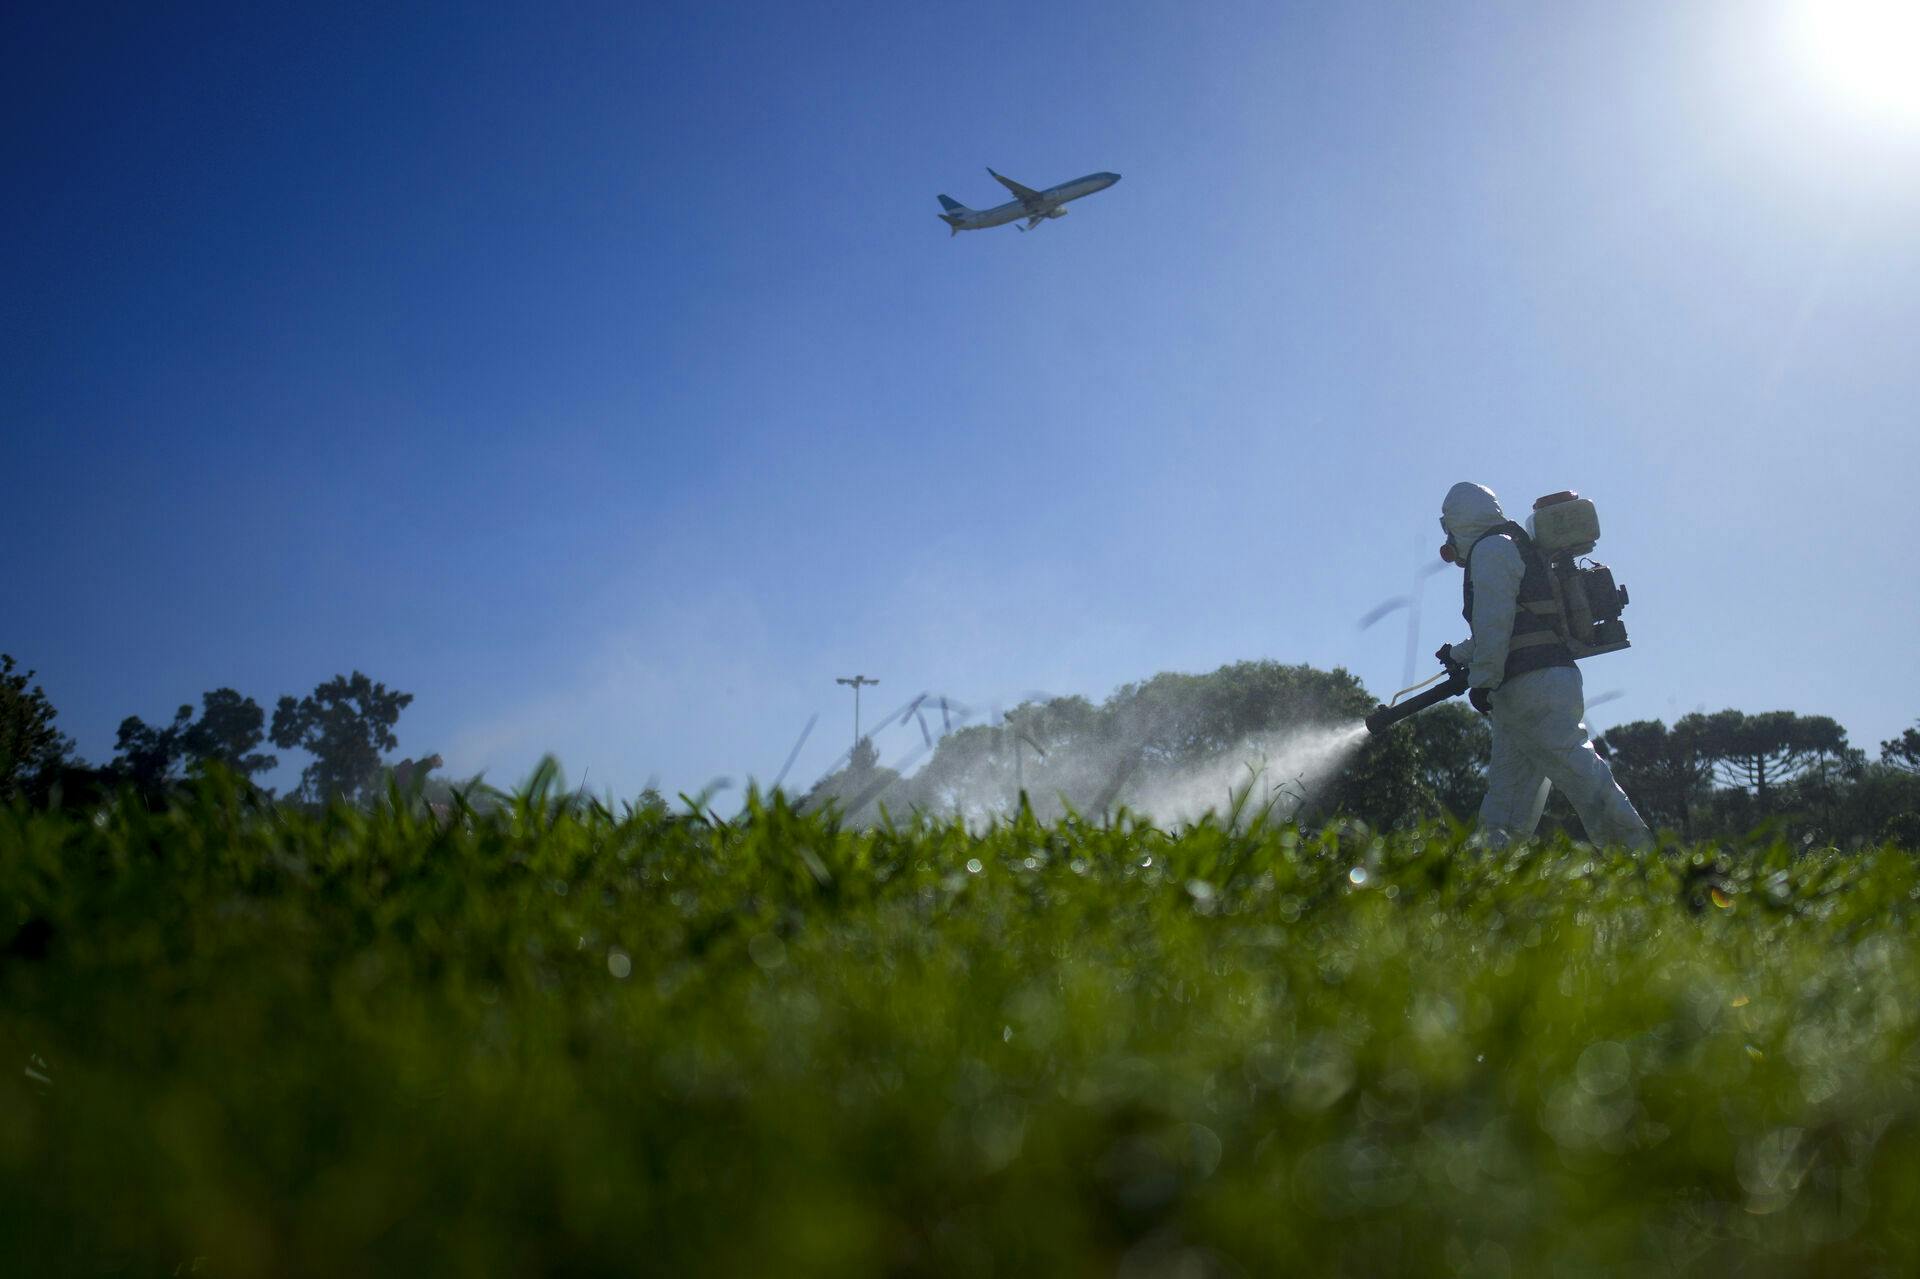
1469,686,1492,716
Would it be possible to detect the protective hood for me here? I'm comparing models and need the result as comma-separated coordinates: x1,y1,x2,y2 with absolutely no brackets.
1442,482,1506,557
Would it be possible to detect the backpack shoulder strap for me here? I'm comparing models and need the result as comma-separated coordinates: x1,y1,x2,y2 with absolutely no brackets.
1467,521,1528,561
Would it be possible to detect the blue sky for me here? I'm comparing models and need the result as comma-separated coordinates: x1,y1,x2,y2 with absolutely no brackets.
7,0,1919,799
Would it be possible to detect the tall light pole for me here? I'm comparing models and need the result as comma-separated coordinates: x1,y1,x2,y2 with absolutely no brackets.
836,675,879,754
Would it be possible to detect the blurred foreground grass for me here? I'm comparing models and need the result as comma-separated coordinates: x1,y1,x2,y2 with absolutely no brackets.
5,772,1920,1276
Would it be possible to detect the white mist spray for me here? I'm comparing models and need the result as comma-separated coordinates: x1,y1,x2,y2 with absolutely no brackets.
905,714,1376,830
1124,720,1372,828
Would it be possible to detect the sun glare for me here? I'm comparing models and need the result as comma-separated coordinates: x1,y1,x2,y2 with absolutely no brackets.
1791,0,1920,124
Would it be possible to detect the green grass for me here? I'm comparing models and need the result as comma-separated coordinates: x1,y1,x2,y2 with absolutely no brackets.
5,771,1920,1276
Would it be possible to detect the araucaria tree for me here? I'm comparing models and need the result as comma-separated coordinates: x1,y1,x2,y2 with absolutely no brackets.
1884,722,1920,776
270,672,413,805
1694,710,1858,805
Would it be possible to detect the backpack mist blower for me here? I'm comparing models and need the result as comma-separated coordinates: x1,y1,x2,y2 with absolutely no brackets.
1364,490,1630,736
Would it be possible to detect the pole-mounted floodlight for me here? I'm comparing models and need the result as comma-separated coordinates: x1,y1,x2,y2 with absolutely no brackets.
835,675,879,753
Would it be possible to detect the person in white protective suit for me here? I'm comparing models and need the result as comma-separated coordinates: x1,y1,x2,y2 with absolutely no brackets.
1438,482,1654,850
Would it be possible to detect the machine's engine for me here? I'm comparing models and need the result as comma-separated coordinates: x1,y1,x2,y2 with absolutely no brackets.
1532,492,1630,658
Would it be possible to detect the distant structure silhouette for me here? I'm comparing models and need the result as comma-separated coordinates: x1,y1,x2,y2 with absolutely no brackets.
392,754,442,790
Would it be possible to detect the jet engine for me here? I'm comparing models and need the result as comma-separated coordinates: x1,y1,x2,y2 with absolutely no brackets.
1047,206,1068,218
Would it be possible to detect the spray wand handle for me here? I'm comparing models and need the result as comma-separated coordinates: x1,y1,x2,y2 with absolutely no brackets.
1364,652,1470,735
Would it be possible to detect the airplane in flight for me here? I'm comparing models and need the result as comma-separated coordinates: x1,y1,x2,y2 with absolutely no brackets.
936,167,1121,235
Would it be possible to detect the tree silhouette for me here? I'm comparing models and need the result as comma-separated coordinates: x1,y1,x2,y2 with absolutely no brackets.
113,704,194,790
1690,710,1856,806
1408,702,1491,823
1883,722,1920,776
184,688,277,779
270,672,413,805
115,689,277,789
1599,718,1714,839
1,654,75,800
800,735,905,819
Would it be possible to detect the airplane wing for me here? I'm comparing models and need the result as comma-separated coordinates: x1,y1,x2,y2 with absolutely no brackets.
987,167,1044,205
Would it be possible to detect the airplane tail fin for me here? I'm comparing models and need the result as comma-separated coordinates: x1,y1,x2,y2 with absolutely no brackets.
937,194,967,213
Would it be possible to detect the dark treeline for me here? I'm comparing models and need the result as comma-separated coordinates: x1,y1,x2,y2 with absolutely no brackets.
7,651,1916,844
1600,710,1920,847
1,656,427,810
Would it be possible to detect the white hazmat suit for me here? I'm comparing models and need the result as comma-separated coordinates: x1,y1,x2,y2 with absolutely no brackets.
1441,482,1653,850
